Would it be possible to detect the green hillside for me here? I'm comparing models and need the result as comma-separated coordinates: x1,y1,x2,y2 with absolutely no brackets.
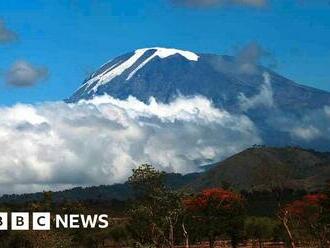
190,146,330,192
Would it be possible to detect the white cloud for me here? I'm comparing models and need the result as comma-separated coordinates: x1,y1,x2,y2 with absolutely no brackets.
288,105,330,141
291,126,321,141
325,106,330,116
0,95,260,194
238,72,274,111
269,105,330,142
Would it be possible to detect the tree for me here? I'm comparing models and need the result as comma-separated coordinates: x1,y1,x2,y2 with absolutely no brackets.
127,164,183,248
278,207,296,248
245,217,280,248
184,188,245,248
128,164,165,199
320,180,330,242
283,193,329,248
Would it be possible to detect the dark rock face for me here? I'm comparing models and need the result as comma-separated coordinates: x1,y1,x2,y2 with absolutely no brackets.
68,48,330,150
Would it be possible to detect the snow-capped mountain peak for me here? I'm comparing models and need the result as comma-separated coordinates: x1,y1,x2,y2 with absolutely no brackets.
127,47,199,80
76,47,199,95
68,48,330,151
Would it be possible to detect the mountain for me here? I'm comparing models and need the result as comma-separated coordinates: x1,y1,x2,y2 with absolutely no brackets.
190,146,330,192
67,47,330,150
68,47,330,111
2,147,329,203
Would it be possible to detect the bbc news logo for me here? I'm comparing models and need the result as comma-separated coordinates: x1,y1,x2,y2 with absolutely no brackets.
0,212,109,230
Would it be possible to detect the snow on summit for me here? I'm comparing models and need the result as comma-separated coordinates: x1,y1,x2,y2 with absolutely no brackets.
79,47,199,94
127,47,199,79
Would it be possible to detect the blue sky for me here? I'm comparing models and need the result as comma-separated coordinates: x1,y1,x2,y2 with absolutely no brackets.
1,0,330,105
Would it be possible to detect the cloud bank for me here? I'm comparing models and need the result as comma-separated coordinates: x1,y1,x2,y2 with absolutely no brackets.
0,95,260,194
5,60,49,87
1,72,329,194
279,105,330,142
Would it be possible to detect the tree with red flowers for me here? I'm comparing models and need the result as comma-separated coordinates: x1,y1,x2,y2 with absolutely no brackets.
281,193,329,248
184,188,245,248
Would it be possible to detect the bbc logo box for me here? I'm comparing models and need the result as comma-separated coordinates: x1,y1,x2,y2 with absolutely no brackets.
0,213,8,230
0,212,50,230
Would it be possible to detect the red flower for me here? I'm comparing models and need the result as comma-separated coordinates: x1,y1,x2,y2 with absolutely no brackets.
285,193,328,220
184,188,243,212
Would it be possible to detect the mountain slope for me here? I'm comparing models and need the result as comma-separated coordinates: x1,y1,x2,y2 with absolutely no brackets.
190,146,330,192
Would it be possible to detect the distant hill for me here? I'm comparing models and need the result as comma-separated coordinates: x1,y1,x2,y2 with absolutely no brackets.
190,146,330,192
1,147,329,203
